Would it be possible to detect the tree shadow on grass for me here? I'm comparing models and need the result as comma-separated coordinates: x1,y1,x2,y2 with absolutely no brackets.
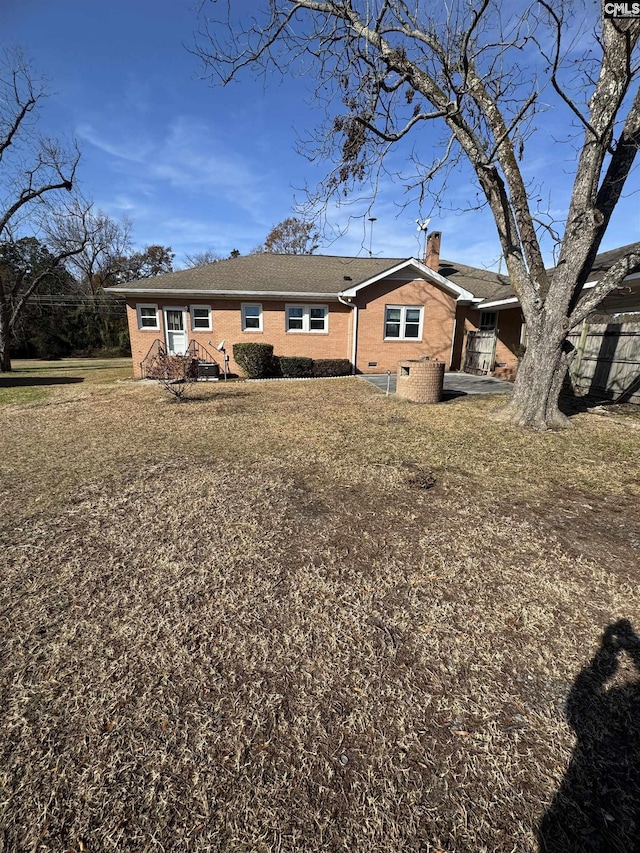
0,376,84,387
538,619,640,852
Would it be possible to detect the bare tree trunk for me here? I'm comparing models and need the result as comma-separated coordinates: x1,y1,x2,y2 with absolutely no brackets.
498,325,571,429
0,307,12,372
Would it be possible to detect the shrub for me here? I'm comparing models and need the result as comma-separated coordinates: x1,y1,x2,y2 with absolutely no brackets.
312,358,352,377
279,356,314,378
270,355,282,377
233,343,274,378
146,355,199,401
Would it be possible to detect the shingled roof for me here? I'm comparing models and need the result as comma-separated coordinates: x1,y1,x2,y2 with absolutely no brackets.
584,242,640,282
107,242,639,303
108,252,507,298
109,254,407,295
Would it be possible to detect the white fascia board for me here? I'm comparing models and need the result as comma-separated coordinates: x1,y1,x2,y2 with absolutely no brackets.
477,296,520,309
106,287,340,300
339,257,476,301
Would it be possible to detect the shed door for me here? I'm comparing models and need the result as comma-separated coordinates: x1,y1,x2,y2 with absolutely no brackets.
164,308,187,355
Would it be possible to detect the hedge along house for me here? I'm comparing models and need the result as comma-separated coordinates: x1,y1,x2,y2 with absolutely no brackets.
108,234,640,380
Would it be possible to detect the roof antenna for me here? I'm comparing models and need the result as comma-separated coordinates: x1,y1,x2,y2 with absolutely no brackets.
416,218,431,260
368,217,377,257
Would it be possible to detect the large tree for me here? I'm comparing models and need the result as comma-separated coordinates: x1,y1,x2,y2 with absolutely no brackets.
117,244,175,282
62,210,132,295
0,52,91,371
256,217,320,254
183,249,222,268
196,1,640,428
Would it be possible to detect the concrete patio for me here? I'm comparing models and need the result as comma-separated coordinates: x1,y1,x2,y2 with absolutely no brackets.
360,372,513,396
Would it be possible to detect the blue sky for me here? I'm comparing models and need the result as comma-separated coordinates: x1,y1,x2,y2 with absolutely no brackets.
4,0,638,270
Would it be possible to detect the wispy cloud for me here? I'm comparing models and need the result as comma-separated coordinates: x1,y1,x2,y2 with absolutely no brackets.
78,114,273,214
76,123,152,164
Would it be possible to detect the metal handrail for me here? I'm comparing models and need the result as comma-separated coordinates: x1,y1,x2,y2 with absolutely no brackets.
141,338,219,379
140,338,167,378
185,340,218,364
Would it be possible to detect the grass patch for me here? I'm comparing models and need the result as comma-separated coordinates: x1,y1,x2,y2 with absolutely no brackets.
0,358,132,406
0,374,639,851
0,384,49,405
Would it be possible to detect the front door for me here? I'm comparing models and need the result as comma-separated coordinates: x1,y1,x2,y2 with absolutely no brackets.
164,308,187,355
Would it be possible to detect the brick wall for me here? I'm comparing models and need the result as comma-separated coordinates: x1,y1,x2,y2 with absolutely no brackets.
396,359,445,403
127,278,465,379
354,278,456,373
127,298,353,378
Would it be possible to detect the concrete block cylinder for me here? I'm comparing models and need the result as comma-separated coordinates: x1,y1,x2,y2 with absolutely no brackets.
396,358,445,403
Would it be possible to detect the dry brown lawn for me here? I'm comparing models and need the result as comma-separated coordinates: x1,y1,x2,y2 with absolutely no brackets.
1,359,639,852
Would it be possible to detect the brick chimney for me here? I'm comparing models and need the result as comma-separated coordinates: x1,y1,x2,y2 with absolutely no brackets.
425,231,441,272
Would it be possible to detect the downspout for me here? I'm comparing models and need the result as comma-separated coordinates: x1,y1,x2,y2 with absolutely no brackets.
338,295,358,374
449,308,459,371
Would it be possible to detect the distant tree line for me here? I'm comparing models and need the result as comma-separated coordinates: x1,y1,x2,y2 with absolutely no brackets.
6,229,174,361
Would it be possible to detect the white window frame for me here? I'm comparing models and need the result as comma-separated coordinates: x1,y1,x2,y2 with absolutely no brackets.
136,303,159,330
384,305,424,341
189,304,212,332
285,304,329,334
241,302,263,332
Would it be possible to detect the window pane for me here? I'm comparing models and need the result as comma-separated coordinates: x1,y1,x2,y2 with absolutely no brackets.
310,308,326,331
192,308,209,328
385,322,401,338
242,305,261,330
287,307,303,330
405,308,421,323
385,308,401,322
140,307,157,327
404,323,420,338
166,310,183,331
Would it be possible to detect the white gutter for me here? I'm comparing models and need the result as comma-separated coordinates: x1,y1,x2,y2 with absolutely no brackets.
338,294,358,374
106,287,340,300
477,296,520,310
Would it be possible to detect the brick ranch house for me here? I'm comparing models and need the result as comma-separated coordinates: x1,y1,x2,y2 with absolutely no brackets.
108,234,640,379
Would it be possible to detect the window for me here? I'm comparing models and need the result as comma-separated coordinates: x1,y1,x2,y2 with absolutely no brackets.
384,305,423,340
137,303,159,330
285,304,328,333
190,305,212,331
241,303,263,332
480,311,498,330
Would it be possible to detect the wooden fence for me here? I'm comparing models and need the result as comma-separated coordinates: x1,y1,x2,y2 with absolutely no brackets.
568,321,640,404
